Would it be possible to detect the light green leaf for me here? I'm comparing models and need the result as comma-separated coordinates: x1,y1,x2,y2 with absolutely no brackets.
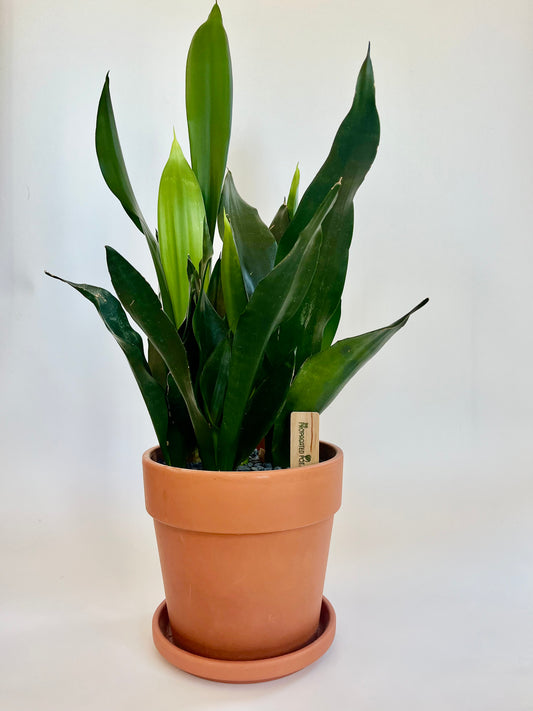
158,134,205,326
286,163,300,219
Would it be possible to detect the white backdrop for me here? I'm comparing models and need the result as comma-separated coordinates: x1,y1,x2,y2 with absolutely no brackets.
1,0,532,709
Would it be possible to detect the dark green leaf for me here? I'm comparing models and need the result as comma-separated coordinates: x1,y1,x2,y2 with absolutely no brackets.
322,299,341,350
272,298,429,465
206,256,226,319
166,374,194,467
192,287,228,369
235,354,295,466
219,172,277,297
216,187,341,469
274,50,380,366
199,336,231,427
95,74,174,320
277,49,379,262
148,338,168,389
269,203,290,243
186,3,233,238
221,211,248,332
45,271,171,463
105,247,215,468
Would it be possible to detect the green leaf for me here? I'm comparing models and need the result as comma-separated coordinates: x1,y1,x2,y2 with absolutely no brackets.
286,163,300,219
105,246,216,468
221,211,247,332
272,298,429,465
322,300,341,350
45,271,171,464
206,256,226,319
199,336,231,427
274,49,380,365
186,3,233,238
157,134,205,326
166,374,195,467
219,172,277,298
95,74,173,320
192,287,227,369
216,186,341,469
269,203,290,244
235,354,295,466
148,338,168,388
277,49,380,262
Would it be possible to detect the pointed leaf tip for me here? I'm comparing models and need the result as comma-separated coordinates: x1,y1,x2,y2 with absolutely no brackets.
208,2,222,22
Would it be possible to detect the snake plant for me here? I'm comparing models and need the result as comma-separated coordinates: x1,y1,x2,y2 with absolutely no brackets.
47,3,427,470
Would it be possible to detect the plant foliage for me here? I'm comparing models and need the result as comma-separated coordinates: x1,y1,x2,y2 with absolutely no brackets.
47,4,428,470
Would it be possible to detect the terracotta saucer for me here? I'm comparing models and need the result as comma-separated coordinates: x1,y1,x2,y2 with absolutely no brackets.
152,596,336,684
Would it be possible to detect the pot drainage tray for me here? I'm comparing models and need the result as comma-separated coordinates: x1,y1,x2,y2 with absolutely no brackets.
152,596,336,683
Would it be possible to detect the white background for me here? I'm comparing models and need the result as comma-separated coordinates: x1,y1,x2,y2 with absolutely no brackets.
1,0,532,708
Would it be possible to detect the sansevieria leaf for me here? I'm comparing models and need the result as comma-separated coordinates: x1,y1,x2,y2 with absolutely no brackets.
95,75,173,320
221,211,247,332
217,228,322,469
272,298,429,465
105,246,215,468
158,134,205,326
269,203,290,243
216,183,341,470
192,288,227,370
286,163,300,219
219,171,277,298
275,49,380,369
45,272,171,464
186,2,233,238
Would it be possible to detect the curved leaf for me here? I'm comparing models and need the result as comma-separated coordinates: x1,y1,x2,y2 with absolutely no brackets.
221,211,247,332
272,298,429,465
216,187,341,469
105,247,215,468
192,288,227,369
277,48,380,262
286,163,300,219
219,172,277,297
274,49,380,366
269,203,290,243
199,336,231,427
322,299,341,350
158,135,205,326
235,354,295,466
186,3,233,238
95,75,173,320
45,271,171,463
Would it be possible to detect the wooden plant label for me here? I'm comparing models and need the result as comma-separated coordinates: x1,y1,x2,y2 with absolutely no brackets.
290,412,320,468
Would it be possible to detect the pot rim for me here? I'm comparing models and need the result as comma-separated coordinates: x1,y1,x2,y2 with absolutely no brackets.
143,441,343,534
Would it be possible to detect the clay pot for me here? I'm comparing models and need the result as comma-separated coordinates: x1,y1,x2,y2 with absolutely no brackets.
143,442,343,664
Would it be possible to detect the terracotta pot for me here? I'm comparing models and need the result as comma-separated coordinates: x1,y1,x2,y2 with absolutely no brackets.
143,441,343,664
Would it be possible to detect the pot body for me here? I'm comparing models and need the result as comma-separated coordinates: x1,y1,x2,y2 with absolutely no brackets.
143,442,343,661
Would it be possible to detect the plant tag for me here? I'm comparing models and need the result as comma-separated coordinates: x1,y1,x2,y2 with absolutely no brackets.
290,412,319,468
